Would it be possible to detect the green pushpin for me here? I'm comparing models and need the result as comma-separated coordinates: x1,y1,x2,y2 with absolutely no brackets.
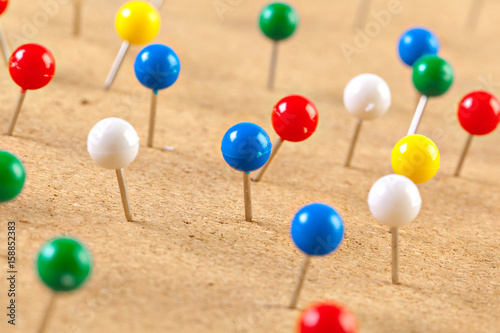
35,236,93,333
259,2,298,90
0,150,25,202
408,54,454,135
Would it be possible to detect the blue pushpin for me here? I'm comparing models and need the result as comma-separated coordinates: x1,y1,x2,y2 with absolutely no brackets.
289,203,344,309
134,44,180,148
221,122,272,222
398,27,440,67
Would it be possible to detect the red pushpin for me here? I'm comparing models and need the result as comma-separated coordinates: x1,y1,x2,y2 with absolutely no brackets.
298,301,358,333
455,90,500,176
5,43,56,136
0,0,10,63
252,95,318,182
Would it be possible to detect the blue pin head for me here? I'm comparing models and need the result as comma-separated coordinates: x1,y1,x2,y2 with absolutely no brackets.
290,203,344,256
134,44,180,92
398,27,440,67
221,122,272,173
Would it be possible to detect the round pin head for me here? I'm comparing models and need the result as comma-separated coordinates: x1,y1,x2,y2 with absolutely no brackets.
36,236,92,292
343,74,391,121
0,151,25,203
134,44,180,91
87,118,140,170
458,90,500,136
398,27,440,67
298,302,358,333
9,43,56,91
0,0,9,15
259,2,298,41
412,55,453,97
290,203,344,256
115,1,161,45
368,174,422,228
221,122,272,173
272,95,318,142
391,134,440,184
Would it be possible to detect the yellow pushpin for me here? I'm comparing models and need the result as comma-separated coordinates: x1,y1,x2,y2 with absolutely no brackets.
104,1,161,90
391,134,440,184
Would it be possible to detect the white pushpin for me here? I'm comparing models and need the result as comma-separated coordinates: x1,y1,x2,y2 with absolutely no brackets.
368,174,421,284
343,73,391,167
87,118,140,222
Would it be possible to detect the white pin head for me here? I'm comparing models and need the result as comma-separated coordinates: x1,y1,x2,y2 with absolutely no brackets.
87,118,140,170
343,73,391,121
367,174,421,228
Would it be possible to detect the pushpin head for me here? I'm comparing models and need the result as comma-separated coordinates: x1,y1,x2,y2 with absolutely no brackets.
343,74,391,121
36,236,92,292
290,203,344,256
221,122,272,172
391,134,440,184
134,44,180,91
368,174,422,228
298,302,358,333
272,95,318,142
0,151,25,203
259,2,298,41
458,90,500,136
412,55,453,97
115,1,161,45
398,27,440,67
87,118,140,170
9,43,56,91
0,0,9,15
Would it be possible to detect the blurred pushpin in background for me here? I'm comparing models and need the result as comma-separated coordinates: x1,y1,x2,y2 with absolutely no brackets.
353,0,371,29
0,150,25,203
104,1,161,90
289,203,344,309
0,0,10,63
221,122,272,222
464,0,485,32
298,301,358,333
134,44,180,148
391,134,440,184
408,55,454,135
398,27,440,68
73,0,82,37
35,236,92,333
259,2,298,90
343,73,391,167
87,118,140,222
368,174,422,284
5,43,56,136
252,95,318,182
454,90,500,176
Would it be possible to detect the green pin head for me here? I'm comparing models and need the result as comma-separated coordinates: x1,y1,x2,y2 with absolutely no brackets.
0,150,25,203
412,55,454,97
36,236,93,292
259,2,298,41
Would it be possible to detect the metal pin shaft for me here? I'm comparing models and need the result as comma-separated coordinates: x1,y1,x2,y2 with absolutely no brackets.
267,41,279,90
116,168,133,222
38,294,57,333
391,227,399,285
6,90,27,136
0,21,10,64
408,95,428,135
345,119,363,167
243,172,252,222
148,90,158,148
104,41,130,90
289,256,310,309
454,134,473,177
252,138,283,182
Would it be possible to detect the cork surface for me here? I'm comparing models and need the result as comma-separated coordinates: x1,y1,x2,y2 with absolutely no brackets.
1,0,499,332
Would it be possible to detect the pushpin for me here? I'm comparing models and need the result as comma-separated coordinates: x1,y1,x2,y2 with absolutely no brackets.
0,150,25,202
353,0,371,28
150,0,165,8
87,118,140,221
343,74,391,167
464,0,485,31
408,54,454,135
289,203,344,309
134,44,180,148
221,122,272,222
368,174,421,284
35,236,92,333
455,90,500,176
0,0,10,63
104,1,161,90
391,134,440,184
298,301,358,333
398,27,440,68
259,2,298,90
5,43,56,136
252,95,318,182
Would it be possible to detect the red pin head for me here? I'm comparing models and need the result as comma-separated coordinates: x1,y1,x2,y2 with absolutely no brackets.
298,302,358,333
272,95,318,142
458,90,500,135
9,43,56,91
0,0,8,15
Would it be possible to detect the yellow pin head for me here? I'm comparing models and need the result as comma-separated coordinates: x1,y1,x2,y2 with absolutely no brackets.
391,134,440,184
115,1,161,45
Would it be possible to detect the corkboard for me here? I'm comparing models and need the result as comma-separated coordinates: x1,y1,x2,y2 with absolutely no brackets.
1,0,499,332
